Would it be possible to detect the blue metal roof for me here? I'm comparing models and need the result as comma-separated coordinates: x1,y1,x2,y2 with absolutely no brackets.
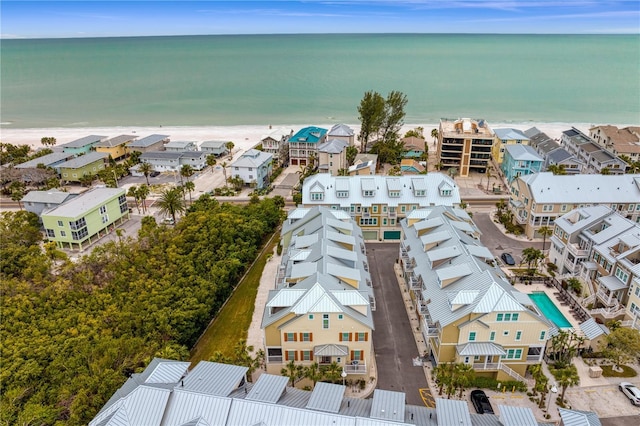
290,126,327,144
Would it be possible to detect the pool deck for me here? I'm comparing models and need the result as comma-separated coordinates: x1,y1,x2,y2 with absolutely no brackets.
513,282,582,331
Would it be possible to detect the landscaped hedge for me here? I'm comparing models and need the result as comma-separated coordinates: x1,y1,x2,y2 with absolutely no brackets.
471,377,527,392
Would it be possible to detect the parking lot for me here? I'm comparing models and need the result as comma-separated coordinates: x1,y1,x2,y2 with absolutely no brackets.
564,384,640,418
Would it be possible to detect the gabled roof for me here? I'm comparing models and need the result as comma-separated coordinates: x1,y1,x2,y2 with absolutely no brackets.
127,134,169,148
370,389,405,423
42,187,125,218
140,151,183,160
579,318,610,340
558,408,602,426
58,151,108,168
60,135,107,148
306,382,345,413
318,138,349,154
181,362,247,396
15,151,73,168
290,126,327,144
246,374,289,404
435,398,472,426
504,144,543,162
498,405,538,426
21,190,73,205
494,128,529,141
232,149,273,168
328,123,354,137
95,135,137,148
200,140,227,149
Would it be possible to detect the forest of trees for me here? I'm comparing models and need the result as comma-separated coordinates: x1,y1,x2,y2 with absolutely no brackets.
0,194,283,425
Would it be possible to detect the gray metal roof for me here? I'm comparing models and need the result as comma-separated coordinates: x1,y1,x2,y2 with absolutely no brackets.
15,151,72,168
165,140,196,149
498,404,538,426
60,135,107,148
58,151,108,168
558,408,602,426
246,374,288,404
127,134,169,148
329,123,355,137
232,149,273,168
95,135,136,148
314,344,349,356
547,148,574,163
140,151,183,160
226,398,354,426
144,360,190,383
318,138,348,154
370,389,406,423
306,382,346,413
200,140,227,148
504,144,543,162
494,128,530,141
435,398,471,426
181,361,247,396
21,190,73,205
579,318,610,340
597,275,628,291
42,187,125,218
161,389,233,426
456,342,506,356
89,385,173,426
180,151,206,159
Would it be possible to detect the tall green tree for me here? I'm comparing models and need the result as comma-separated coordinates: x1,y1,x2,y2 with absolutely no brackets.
139,162,153,186
157,187,185,223
184,181,195,204
380,90,408,143
127,185,141,214
601,327,640,370
431,128,438,145
522,247,544,272
554,365,579,403
538,225,553,252
346,145,358,166
304,362,324,387
137,184,150,214
206,154,217,173
281,360,303,387
225,141,235,157
40,136,56,147
357,90,385,152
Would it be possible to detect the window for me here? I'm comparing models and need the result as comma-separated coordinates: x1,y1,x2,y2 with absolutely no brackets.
285,350,297,361
389,191,400,197
351,350,363,361
401,205,406,213
496,313,504,322
363,190,375,197
543,205,553,212
337,191,349,198
69,217,86,230
539,331,546,340
561,204,568,212
356,332,368,342
515,331,522,341
502,349,522,359
504,313,511,321
248,167,253,171
338,314,343,320
235,166,239,170
308,314,314,320
102,215,109,223
301,332,312,342
372,205,378,213
503,330,509,336
511,313,519,321
360,218,378,226
490,331,496,341
99,205,107,214
464,356,470,364
468,331,476,341
58,220,64,227
46,229,55,238
60,231,66,237
341,332,352,341
71,228,88,241
383,218,387,225
635,286,640,297
323,314,329,329
302,350,313,361
311,192,324,201
285,332,296,342
615,267,629,283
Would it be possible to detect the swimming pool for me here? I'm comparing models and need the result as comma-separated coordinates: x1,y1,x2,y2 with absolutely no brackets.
528,292,572,328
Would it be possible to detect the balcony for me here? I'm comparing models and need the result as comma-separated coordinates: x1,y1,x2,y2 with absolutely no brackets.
527,355,542,362
388,212,397,218
567,243,589,257
563,258,580,274
344,362,367,374
418,300,429,316
596,288,620,307
267,355,283,363
473,363,499,371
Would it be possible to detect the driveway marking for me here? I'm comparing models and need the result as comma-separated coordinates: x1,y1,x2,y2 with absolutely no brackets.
419,388,436,408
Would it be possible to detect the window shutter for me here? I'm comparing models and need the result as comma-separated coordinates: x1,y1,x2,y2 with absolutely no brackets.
299,332,303,341
285,351,289,361
310,350,314,359
365,332,369,341
295,351,299,361
284,333,288,342
293,333,297,342
349,333,353,341
339,333,343,341
309,332,313,341
350,351,354,360
360,351,364,361
355,333,359,342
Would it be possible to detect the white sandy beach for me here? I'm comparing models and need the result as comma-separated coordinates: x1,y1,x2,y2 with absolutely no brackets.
0,122,597,152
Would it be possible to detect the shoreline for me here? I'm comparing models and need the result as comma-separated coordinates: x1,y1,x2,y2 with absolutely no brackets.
0,122,613,151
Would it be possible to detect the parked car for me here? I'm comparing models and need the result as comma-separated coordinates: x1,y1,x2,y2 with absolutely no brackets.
501,252,516,266
163,217,175,225
470,390,494,414
619,382,640,405
150,171,161,177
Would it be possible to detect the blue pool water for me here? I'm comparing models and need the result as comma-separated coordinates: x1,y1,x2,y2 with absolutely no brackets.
529,292,572,328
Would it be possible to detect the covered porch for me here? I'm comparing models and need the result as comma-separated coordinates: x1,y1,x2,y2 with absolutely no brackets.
456,342,506,371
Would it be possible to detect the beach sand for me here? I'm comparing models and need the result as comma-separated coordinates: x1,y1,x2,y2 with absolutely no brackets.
0,122,593,151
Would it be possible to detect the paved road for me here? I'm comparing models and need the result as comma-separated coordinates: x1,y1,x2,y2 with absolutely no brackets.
368,243,429,406
472,212,543,266
601,415,640,426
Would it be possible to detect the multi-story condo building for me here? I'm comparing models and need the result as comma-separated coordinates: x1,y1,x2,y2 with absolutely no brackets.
549,206,640,326
561,128,627,174
262,207,374,379
301,173,460,241
94,134,137,161
289,126,327,166
500,144,543,183
436,118,494,177
508,172,640,239
261,128,293,166
526,129,583,174
317,138,349,176
58,151,109,183
59,135,107,155
42,187,130,250
399,206,551,381
327,123,355,146
590,125,640,162
492,128,530,164
231,149,273,189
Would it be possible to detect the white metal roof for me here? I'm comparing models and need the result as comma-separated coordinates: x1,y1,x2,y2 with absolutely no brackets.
15,151,72,168
435,398,472,426
89,386,172,426
579,318,610,340
558,408,602,426
472,282,526,313
246,374,289,404
498,404,538,426
181,362,247,396
456,342,506,356
42,187,124,218
145,360,190,383
306,382,346,413
58,151,108,168
161,390,232,426
370,389,405,423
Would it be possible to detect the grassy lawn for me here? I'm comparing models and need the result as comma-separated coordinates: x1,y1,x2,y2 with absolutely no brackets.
601,365,638,378
189,233,279,365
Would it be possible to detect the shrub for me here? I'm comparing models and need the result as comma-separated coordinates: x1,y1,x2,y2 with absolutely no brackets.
276,244,283,255
470,377,526,392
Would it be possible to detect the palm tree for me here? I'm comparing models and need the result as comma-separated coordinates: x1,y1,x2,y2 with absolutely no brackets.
127,186,140,213
221,161,228,185
304,362,324,387
453,363,475,398
184,180,195,204
137,184,150,214
432,362,453,396
522,247,544,273
180,164,194,183
157,187,185,224
206,154,217,173
538,225,553,253
431,128,438,145
281,360,302,387
320,361,343,384
601,167,611,175
485,166,496,192
139,162,153,186
225,141,235,157
548,164,566,175
529,364,549,408
556,365,580,403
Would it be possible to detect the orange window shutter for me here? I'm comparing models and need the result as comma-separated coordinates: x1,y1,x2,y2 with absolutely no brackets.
349,332,353,341
309,333,313,341
285,351,289,361
350,351,354,360
293,333,297,342
310,350,314,359
284,333,288,342
299,332,303,341
360,351,364,361
365,332,368,341
295,351,299,361
339,333,343,341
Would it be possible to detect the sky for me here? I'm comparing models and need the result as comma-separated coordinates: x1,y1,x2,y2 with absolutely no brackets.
1,0,639,38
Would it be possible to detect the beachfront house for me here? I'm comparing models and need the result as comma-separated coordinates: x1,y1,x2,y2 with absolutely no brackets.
126,134,169,154
526,128,584,174
200,140,228,157
59,151,109,183
401,136,427,159
327,123,355,146
561,127,627,174
400,206,551,381
14,151,74,174
348,153,378,176
436,118,494,177
500,144,543,183
59,135,107,155
261,128,293,166
301,174,460,241
139,151,181,172
590,125,640,162
231,149,273,189
179,151,207,171
508,172,640,239
263,207,374,379
400,159,426,175
165,140,197,152
21,190,76,219
492,128,530,164
94,134,137,161
317,138,349,176
41,187,130,251
289,126,327,166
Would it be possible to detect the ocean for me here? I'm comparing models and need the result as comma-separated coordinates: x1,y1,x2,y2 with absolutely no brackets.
1,34,639,128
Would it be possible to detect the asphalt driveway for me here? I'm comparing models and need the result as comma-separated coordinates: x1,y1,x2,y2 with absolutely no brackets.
472,213,543,266
368,243,429,406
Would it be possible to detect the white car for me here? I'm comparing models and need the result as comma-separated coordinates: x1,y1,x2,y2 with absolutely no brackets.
619,382,640,406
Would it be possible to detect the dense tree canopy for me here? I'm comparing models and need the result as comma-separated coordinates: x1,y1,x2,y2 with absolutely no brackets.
0,195,283,425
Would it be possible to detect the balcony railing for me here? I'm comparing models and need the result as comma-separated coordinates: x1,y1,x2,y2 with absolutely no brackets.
526,355,542,362
344,363,367,374
267,355,283,363
473,363,499,371
596,289,619,307
567,243,589,257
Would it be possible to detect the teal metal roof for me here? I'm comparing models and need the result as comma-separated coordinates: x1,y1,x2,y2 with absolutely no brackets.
290,126,327,144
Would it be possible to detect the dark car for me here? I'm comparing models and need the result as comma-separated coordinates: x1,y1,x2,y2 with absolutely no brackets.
470,390,494,414
501,252,516,266
150,171,161,177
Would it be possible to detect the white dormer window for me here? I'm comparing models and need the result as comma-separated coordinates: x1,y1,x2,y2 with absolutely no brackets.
363,190,375,197
311,192,324,201
389,190,401,198
336,191,349,198
414,189,426,197
440,189,451,196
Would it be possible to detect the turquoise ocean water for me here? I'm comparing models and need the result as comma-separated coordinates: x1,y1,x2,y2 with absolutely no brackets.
1,34,639,128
